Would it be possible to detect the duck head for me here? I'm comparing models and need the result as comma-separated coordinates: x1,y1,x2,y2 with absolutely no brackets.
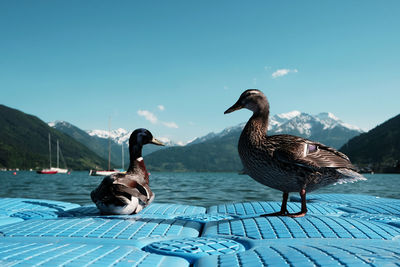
129,128,165,160
224,89,269,115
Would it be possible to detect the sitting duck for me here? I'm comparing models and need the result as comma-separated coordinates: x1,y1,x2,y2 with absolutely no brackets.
91,128,164,215
224,89,366,217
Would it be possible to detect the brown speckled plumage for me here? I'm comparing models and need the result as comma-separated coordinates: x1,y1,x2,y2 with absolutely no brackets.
225,89,366,217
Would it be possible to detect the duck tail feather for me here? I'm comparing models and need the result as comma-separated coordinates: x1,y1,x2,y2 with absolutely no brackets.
333,168,367,185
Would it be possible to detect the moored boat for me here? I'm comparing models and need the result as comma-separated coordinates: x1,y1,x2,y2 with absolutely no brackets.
37,134,57,174
89,169,120,176
50,167,68,174
36,169,58,174
37,135,69,174
53,140,68,174
89,119,122,177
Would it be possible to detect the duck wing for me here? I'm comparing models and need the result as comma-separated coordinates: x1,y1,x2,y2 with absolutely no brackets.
90,175,115,204
270,135,356,170
91,173,152,206
116,172,153,200
112,181,151,203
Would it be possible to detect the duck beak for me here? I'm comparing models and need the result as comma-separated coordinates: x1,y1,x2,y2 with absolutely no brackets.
224,100,243,114
150,138,165,146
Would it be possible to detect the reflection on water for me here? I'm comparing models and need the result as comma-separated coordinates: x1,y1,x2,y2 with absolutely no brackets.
0,171,399,206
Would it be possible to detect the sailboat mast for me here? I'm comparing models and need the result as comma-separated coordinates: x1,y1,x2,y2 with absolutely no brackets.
57,140,60,168
48,133,52,169
122,143,124,170
108,118,111,170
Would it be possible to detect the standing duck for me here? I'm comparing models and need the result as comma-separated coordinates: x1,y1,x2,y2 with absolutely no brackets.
224,89,366,217
91,128,164,215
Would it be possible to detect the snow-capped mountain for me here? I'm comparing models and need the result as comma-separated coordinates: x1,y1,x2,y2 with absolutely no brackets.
49,121,132,146
315,112,361,131
187,111,362,148
145,111,364,171
48,121,177,165
86,129,183,147
48,120,70,128
269,110,301,128
48,111,362,169
271,111,362,137
87,128,130,145
50,111,362,149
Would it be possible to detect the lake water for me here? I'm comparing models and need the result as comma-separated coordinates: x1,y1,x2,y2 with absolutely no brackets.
0,171,399,207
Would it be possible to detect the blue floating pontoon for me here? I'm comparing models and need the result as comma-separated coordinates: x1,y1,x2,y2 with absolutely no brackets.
0,194,399,266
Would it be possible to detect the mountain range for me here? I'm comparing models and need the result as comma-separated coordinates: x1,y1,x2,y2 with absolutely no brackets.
143,111,363,172
188,111,362,148
49,121,127,169
0,105,108,170
340,113,400,173
50,121,181,168
84,111,362,148
2,103,398,173
48,111,362,171
86,128,182,147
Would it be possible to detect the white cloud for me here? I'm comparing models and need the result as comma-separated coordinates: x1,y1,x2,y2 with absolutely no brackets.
223,85,229,90
158,105,165,111
137,110,158,124
138,108,178,129
162,121,179,128
272,68,298,78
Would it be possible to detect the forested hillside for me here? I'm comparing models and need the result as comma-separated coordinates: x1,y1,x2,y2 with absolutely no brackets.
0,105,108,170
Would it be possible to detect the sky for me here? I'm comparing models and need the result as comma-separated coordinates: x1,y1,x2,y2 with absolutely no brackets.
1,1,399,144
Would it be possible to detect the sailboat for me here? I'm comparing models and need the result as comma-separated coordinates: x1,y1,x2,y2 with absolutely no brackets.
89,120,120,176
37,135,68,174
88,143,120,176
89,169,119,176
37,134,58,174
50,140,69,174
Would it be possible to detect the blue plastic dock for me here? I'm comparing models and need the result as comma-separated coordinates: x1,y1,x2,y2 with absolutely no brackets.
0,194,399,266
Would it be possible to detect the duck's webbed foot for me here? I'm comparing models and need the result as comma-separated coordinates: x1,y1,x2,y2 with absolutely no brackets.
286,210,307,218
291,188,308,217
262,209,307,217
260,189,308,217
261,210,288,216
261,192,289,217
